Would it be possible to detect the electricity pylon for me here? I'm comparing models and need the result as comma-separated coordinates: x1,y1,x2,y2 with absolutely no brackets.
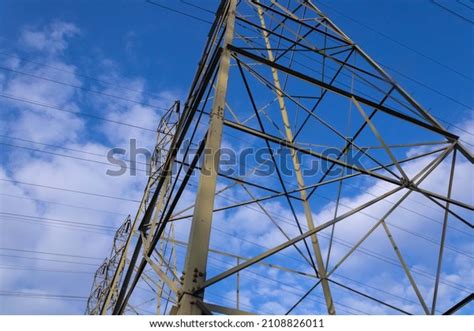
90,0,473,315
85,215,131,315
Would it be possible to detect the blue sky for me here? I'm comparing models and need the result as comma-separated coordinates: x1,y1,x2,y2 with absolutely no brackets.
0,0,472,315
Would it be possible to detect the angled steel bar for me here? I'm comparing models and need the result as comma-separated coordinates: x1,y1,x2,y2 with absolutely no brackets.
442,293,473,315
254,2,335,313
333,143,455,314
326,144,454,278
352,97,409,181
325,145,347,268
169,190,305,222
170,146,447,224
302,0,473,163
271,11,322,62
285,280,321,315
223,119,403,186
413,187,473,211
267,0,351,44
236,56,319,276
266,1,305,35
198,185,403,291
328,279,412,315
235,16,383,83
162,236,317,279
169,141,297,221
228,45,459,140
293,48,355,140
237,58,403,180
306,88,396,200
94,0,472,316
177,159,286,196
142,253,179,294
234,18,357,143
267,1,422,122
431,149,457,314
421,193,473,228
380,221,430,314
240,184,315,267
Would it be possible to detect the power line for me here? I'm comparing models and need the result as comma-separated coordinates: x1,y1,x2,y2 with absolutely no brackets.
211,223,473,294
2,49,470,142
0,254,99,267
331,273,421,308
2,131,470,241
0,290,88,301
234,36,468,154
1,217,114,237
431,0,474,24
0,99,466,236
146,0,213,24
0,141,149,174
180,0,215,14
0,51,164,99
5,170,466,308
174,247,370,314
4,3,470,133
150,0,474,130
457,0,474,11
0,65,170,110
0,93,158,133
0,192,128,216
317,0,474,82
0,247,104,260
2,193,466,312
236,23,474,138
4,135,470,241
0,265,94,275
202,186,474,290
0,135,156,170
3,181,471,293
1,215,114,236
0,212,116,231
0,178,141,203
5,209,466,312
7,0,466,137
383,63,474,112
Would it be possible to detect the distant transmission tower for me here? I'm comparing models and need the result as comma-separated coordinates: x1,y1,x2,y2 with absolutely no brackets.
89,0,473,315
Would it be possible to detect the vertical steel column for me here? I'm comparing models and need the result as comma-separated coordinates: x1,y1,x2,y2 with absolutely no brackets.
176,0,237,315
255,1,335,314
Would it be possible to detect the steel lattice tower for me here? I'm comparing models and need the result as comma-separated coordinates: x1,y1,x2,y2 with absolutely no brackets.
89,0,473,315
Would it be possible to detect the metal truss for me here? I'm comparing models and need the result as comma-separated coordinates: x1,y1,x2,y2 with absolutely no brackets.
86,215,132,314
94,0,473,315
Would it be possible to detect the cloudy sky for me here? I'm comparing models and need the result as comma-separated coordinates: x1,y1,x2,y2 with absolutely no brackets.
0,0,472,315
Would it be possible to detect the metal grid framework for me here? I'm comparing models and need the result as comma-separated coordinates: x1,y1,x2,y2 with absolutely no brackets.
91,0,473,315
86,215,131,314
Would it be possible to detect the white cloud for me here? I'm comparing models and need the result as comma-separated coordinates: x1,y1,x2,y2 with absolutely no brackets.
0,20,180,314
20,21,80,56
1,16,472,316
